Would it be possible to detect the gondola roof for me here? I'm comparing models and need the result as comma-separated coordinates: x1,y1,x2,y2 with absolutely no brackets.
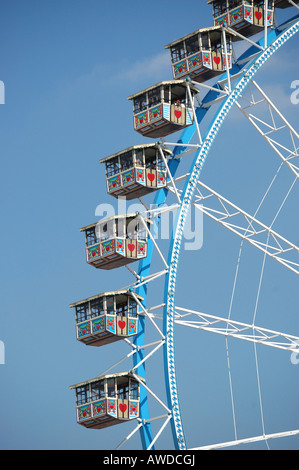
127,80,199,101
70,372,145,390
80,213,153,232
99,142,172,164
69,289,144,308
164,25,237,49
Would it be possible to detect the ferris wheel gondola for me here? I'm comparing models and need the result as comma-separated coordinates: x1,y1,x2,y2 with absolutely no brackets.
127,80,199,138
165,26,235,82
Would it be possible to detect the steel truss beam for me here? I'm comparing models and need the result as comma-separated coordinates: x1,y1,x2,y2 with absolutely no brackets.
174,307,299,353
236,80,299,178
190,428,299,450
193,181,299,274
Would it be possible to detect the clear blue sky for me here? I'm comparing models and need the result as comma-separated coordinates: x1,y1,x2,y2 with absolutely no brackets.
0,0,298,450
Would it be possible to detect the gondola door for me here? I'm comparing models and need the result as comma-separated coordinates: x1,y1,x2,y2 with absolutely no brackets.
171,104,186,125
212,51,223,71
118,398,129,419
253,6,264,25
117,381,129,419
117,315,128,336
146,168,157,188
126,238,137,258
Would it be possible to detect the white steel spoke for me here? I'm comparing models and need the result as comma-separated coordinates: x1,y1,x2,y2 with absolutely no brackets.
99,347,137,377
288,0,299,10
117,413,172,451
190,429,299,450
116,421,143,450
158,145,181,203
173,173,190,184
225,26,264,51
264,0,269,49
191,79,228,96
222,26,232,92
99,338,164,378
138,197,150,211
132,340,165,373
175,307,299,353
186,82,203,145
201,93,228,109
123,269,169,291
125,264,140,280
147,415,172,451
139,216,169,270
132,373,171,414
130,291,165,339
193,181,299,274
143,203,180,218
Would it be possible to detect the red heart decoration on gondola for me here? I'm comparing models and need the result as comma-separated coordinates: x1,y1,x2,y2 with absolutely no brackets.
140,118,143,124
213,57,221,65
128,243,135,252
174,110,182,119
255,11,262,20
153,112,157,118
119,404,127,413
118,320,126,330
178,67,183,73
147,173,155,182
83,411,87,417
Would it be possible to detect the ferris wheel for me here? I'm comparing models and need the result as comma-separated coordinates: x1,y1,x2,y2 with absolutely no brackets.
70,0,299,451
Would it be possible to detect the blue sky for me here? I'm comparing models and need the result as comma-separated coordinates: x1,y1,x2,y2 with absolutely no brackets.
0,0,298,450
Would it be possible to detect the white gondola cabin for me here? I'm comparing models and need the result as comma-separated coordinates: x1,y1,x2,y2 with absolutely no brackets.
208,1,275,37
100,143,171,200
70,372,144,429
128,80,199,138
70,290,143,347
165,26,234,83
80,213,152,270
